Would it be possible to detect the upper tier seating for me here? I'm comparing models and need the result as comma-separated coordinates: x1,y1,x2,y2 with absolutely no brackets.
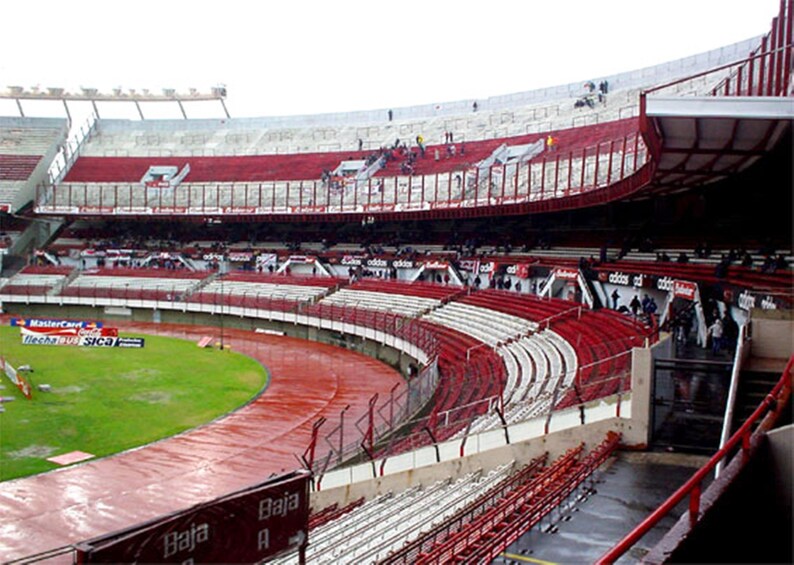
0,117,69,211
38,38,751,220
63,152,343,183
0,265,73,295
74,40,745,162
0,155,42,181
62,119,639,184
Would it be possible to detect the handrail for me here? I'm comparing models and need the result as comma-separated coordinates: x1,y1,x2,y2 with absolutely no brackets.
715,322,749,477
46,111,98,187
538,304,581,329
596,354,794,564
640,43,792,98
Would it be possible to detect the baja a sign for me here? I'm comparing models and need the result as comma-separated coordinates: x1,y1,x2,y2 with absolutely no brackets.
77,470,310,563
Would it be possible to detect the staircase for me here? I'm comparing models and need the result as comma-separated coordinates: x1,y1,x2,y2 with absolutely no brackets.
730,369,781,434
180,271,221,300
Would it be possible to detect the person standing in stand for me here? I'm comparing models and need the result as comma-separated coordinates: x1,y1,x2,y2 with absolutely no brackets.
708,316,724,354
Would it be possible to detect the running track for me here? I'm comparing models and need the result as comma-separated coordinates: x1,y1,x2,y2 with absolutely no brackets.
0,321,405,561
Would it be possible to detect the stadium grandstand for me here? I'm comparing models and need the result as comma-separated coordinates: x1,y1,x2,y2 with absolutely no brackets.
0,1,791,563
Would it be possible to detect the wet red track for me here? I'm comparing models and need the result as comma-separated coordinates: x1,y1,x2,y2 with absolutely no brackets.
0,321,405,561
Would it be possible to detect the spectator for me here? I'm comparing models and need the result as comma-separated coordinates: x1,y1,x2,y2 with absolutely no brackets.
760,254,774,272
611,288,621,310
708,317,724,354
676,252,689,264
644,296,658,319
722,311,739,352
630,295,641,317
715,255,730,278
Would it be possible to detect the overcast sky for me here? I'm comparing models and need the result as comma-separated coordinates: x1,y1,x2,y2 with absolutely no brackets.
0,0,780,119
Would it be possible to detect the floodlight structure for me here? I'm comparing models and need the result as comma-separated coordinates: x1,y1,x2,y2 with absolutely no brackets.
0,85,230,122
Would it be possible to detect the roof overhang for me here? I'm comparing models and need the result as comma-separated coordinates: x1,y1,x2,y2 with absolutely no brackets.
643,96,792,195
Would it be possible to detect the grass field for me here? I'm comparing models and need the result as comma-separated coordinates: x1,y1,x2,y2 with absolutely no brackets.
0,326,267,481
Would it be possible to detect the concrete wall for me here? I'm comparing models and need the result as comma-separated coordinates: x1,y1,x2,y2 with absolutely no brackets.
310,418,626,511
750,310,794,361
767,423,793,507
626,334,673,448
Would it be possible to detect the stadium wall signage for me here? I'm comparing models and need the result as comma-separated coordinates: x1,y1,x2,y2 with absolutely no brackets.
339,256,415,269
672,280,698,301
19,326,145,348
504,264,531,278
737,290,781,311
200,251,255,262
605,271,648,288
10,318,104,329
79,248,136,258
255,253,278,269
340,255,365,266
227,252,254,262
553,267,580,281
77,470,310,563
